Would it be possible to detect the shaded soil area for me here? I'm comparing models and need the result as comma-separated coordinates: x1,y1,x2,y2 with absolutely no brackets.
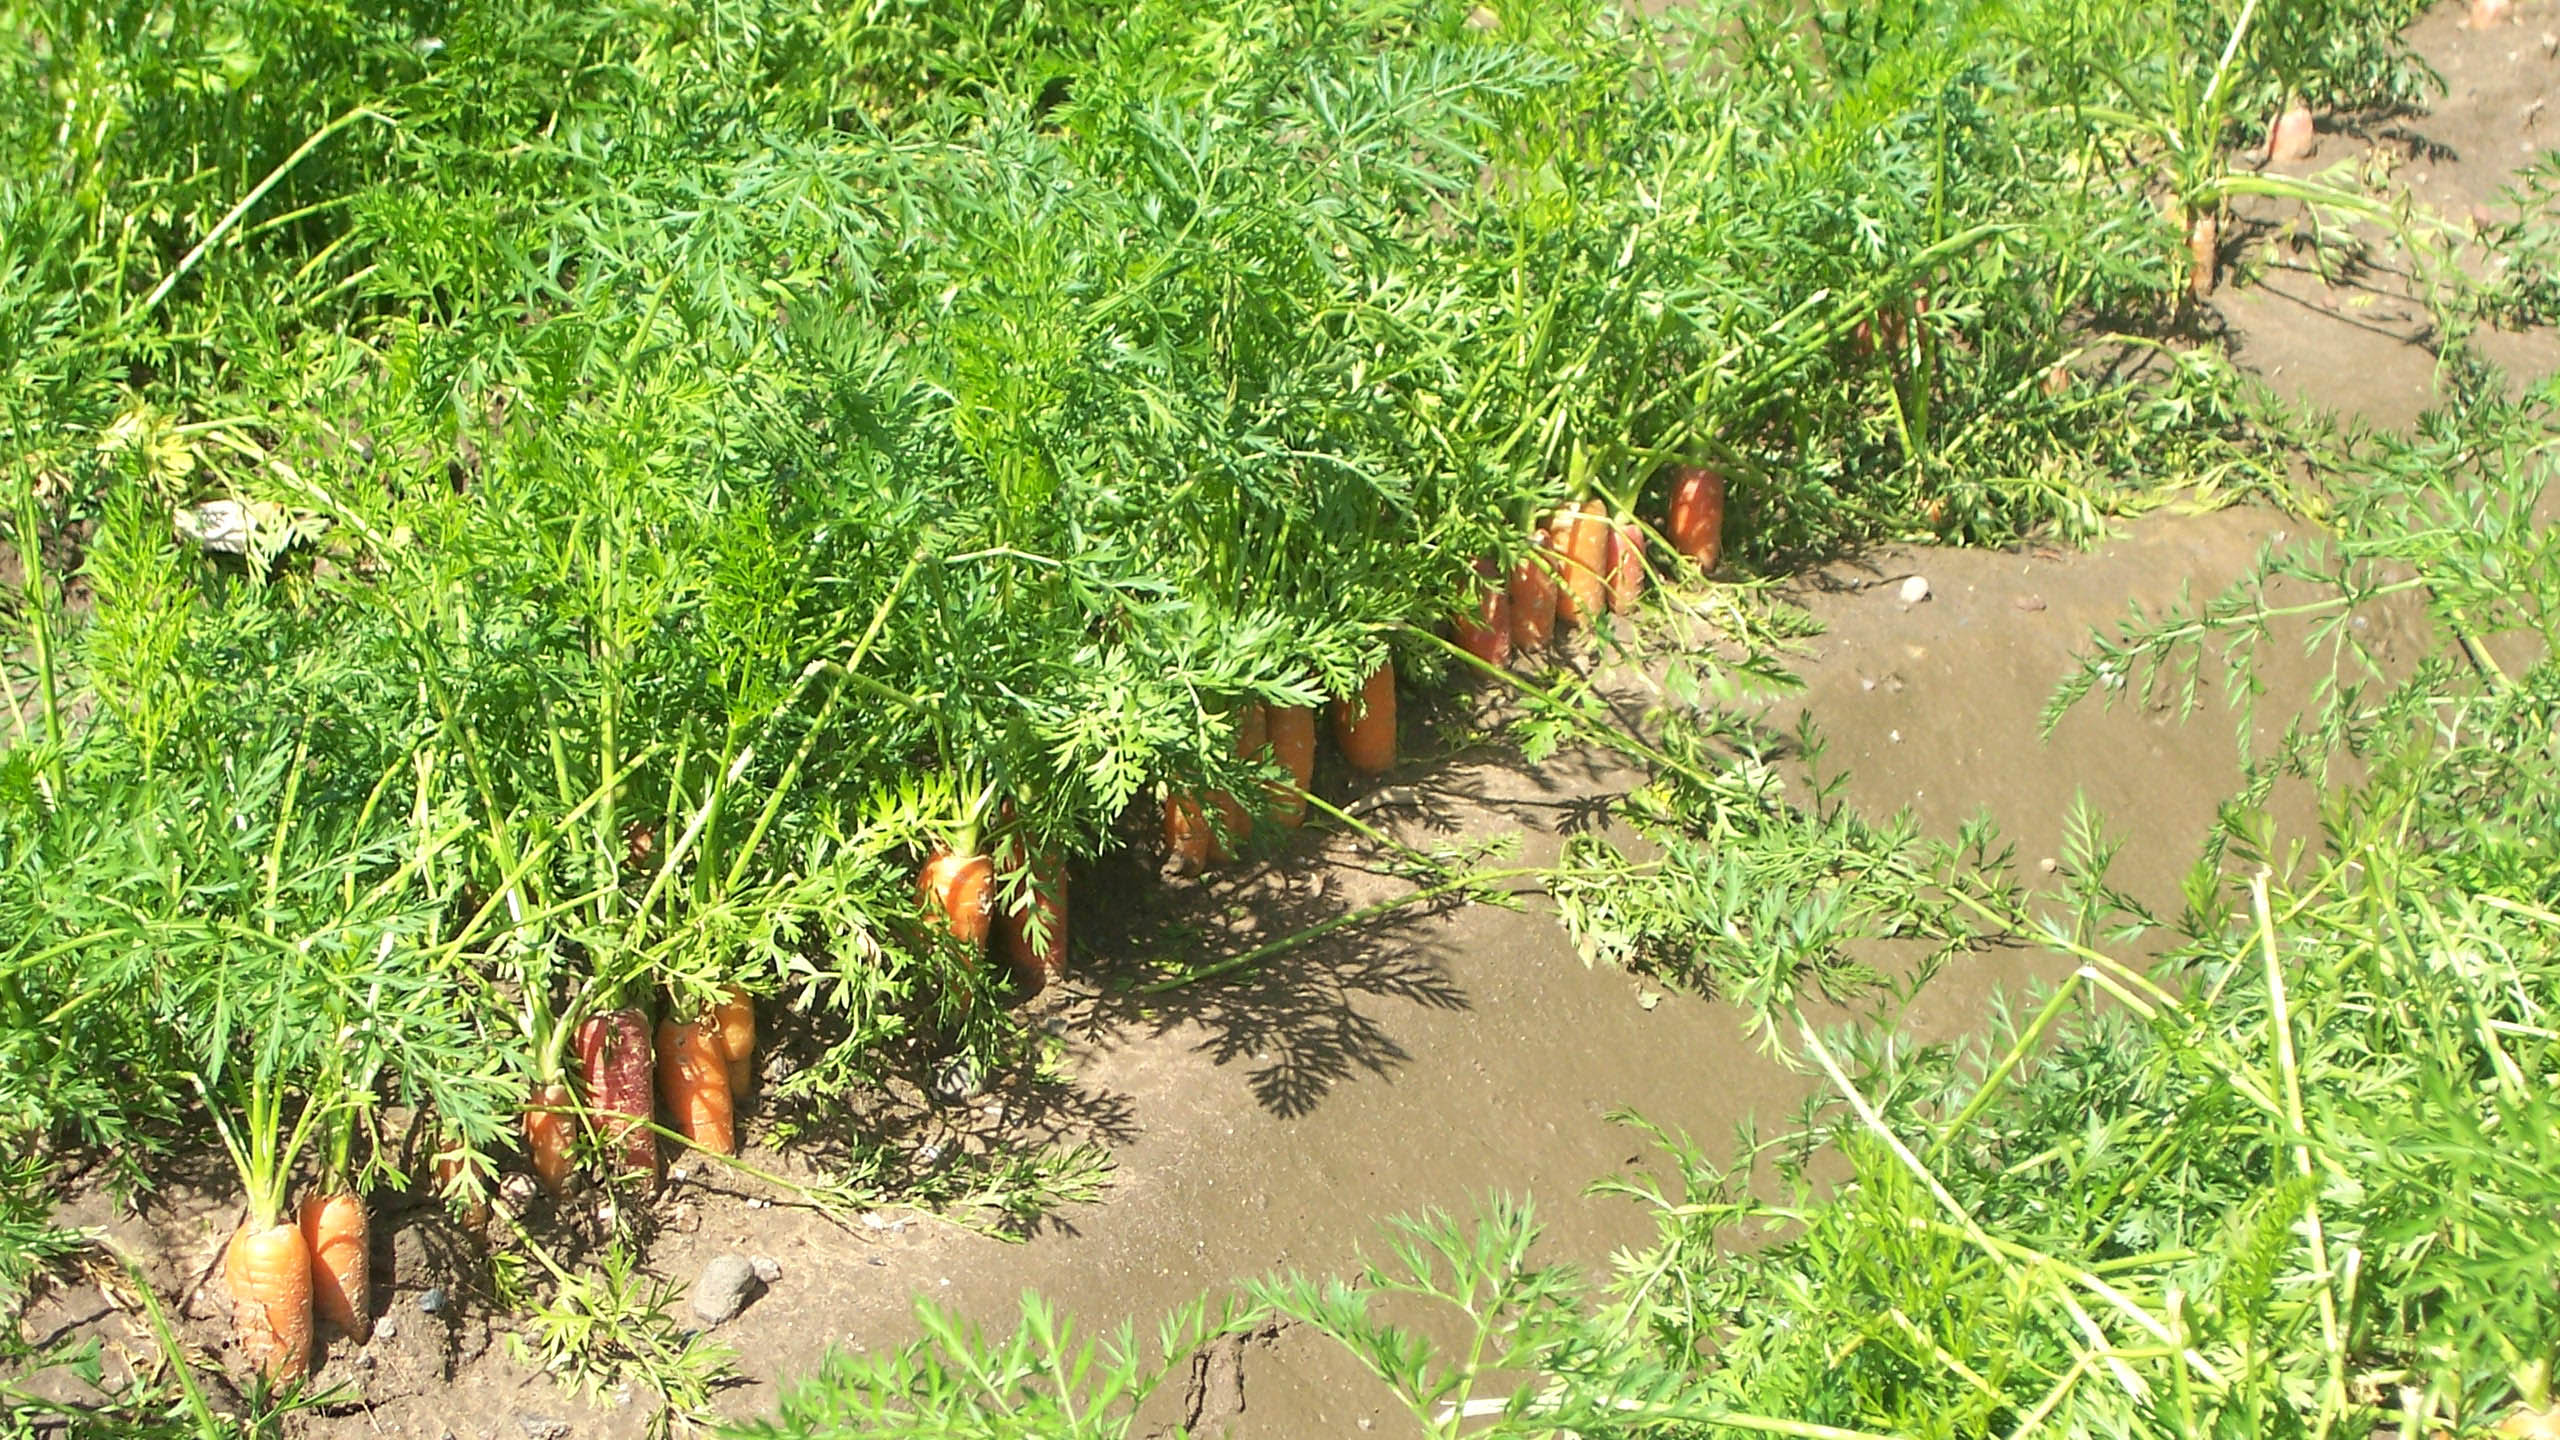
18,4,2555,1437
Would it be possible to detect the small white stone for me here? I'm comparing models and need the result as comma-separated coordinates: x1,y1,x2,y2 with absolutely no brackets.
1897,575,1932,605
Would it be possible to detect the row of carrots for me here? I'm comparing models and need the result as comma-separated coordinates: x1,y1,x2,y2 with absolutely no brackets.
227,990,759,1382
217,468,1732,1384
1166,469,1730,867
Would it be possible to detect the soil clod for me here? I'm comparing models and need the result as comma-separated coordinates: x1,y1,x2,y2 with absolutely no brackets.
692,1255,760,1326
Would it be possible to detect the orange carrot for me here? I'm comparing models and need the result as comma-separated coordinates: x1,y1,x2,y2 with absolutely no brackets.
1204,703,1265,861
998,855,1071,991
1332,660,1397,775
1453,556,1511,666
2269,101,2316,162
524,1083,576,1196
576,1008,657,1182
296,1192,371,1344
1553,504,1610,625
710,986,755,1098
1507,530,1560,650
1666,467,1725,568
657,1017,735,1157
1235,702,1269,760
1205,792,1247,861
434,1143,492,1227
1163,792,1215,871
1606,518,1646,614
224,1220,312,1381
919,848,994,948
1265,706,1316,827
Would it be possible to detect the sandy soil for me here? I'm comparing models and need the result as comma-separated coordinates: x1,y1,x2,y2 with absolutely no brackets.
18,4,2555,1437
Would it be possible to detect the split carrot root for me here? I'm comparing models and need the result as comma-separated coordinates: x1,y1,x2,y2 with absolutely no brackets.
224,1220,313,1381
297,1192,371,1343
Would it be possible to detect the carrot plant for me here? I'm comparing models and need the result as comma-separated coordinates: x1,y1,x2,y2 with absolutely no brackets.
755,353,2560,1440
0,0,2511,1424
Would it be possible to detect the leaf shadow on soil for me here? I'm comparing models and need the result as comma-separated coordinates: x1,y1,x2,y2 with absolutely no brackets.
1057,686,1719,1122
1065,791,1479,1121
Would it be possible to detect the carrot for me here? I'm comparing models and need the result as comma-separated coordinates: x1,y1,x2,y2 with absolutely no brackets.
1234,702,1269,761
998,854,1071,991
296,1191,371,1344
1666,466,1725,569
524,1082,576,1196
576,1008,658,1181
1206,791,1247,860
2269,100,2316,162
1205,703,1265,861
1163,792,1215,871
1264,705,1316,827
223,1220,312,1382
1452,556,1511,666
2188,211,2219,299
1552,503,1610,626
1332,660,1397,775
434,1143,492,1228
919,848,994,948
1605,518,1646,614
624,821,655,871
710,985,755,1098
1506,529,1560,650
657,1016,735,1157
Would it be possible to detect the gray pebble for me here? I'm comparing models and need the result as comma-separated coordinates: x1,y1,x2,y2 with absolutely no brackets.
750,1255,783,1284
692,1254,759,1326
515,1415,570,1440
417,1287,448,1316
